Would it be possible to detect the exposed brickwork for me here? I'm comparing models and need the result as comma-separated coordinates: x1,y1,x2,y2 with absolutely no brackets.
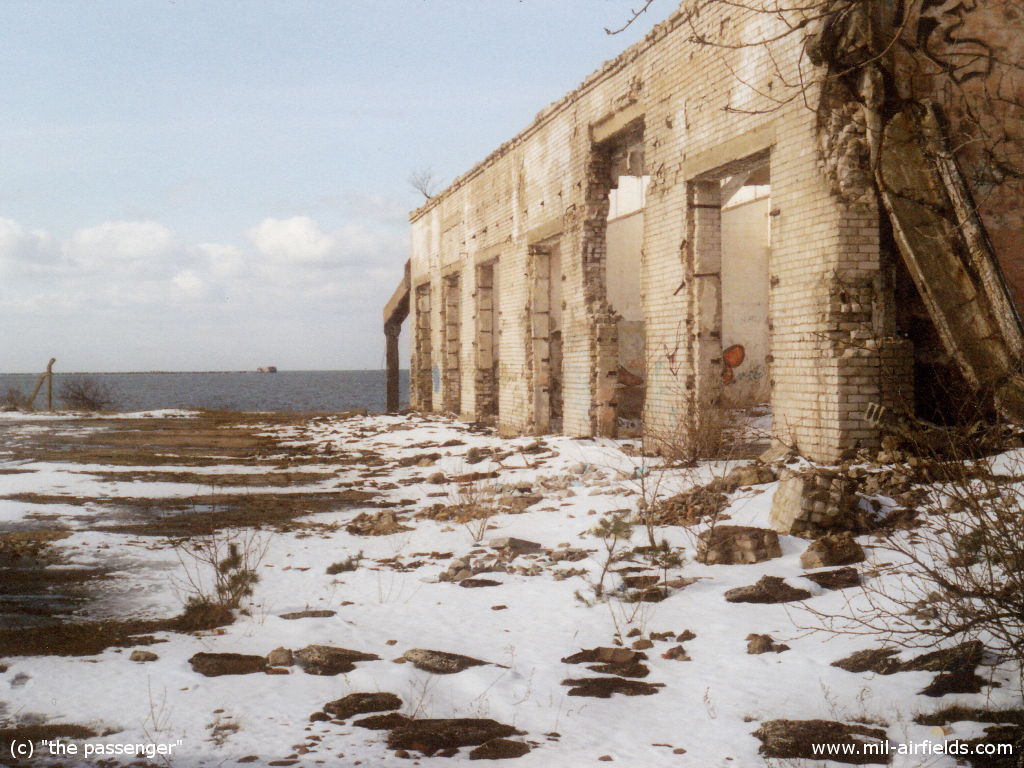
402,2,1023,462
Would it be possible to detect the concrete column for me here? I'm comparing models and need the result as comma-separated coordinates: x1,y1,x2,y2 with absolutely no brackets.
385,321,401,413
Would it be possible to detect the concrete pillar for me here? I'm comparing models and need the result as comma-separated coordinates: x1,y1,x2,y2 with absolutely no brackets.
385,321,401,413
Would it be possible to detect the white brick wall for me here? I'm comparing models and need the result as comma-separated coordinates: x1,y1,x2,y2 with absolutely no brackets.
404,3,923,462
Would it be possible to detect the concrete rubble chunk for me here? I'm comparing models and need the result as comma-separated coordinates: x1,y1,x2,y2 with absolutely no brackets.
697,525,781,565
293,645,380,675
323,692,402,720
725,576,812,604
800,533,866,569
189,652,267,677
403,648,489,674
487,537,542,554
769,468,864,538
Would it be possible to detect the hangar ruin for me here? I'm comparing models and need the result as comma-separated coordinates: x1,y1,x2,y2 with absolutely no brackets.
384,0,1024,463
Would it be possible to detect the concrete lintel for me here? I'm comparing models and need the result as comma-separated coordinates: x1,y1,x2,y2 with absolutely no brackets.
683,126,775,181
473,242,505,265
591,102,645,144
526,218,563,247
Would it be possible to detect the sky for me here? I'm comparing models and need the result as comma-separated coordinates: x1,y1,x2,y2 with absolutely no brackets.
0,0,668,373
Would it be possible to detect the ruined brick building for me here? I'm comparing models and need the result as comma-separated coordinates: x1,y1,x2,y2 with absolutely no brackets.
383,0,1024,463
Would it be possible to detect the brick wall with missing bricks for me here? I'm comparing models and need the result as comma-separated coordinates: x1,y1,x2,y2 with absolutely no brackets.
403,1,1024,462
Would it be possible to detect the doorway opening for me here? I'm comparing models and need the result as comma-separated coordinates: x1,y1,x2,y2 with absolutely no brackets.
414,283,433,411
530,242,563,432
475,260,500,422
441,272,461,414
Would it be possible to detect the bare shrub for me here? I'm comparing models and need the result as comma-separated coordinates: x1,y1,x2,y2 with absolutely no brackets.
326,551,363,575
805,426,1024,694
448,481,499,543
408,167,440,200
588,513,633,599
2,387,27,410
60,377,116,411
172,526,269,629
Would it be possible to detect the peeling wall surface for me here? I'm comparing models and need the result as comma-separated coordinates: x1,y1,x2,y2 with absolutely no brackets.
721,194,771,407
398,1,1024,462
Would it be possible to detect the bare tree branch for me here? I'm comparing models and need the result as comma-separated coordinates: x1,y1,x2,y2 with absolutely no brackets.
408,167,440,200
605,0,657,35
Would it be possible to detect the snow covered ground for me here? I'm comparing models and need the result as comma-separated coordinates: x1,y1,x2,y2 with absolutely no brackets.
0,412,1019,767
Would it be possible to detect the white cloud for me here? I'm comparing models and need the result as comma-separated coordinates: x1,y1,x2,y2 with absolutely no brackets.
1,211,409,370
246,216,336,264
172,269,206,300
199,242,247,279
0,217,58,266
66,220,175,269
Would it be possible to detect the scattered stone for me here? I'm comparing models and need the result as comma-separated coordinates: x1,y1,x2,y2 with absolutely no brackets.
769,468,866,537
403,648,489,674
488,537,541,554
266,647,293,667
309,712,330,723
189,652,267,677
491,605,507,611
549,548,588,563
802,567,861,590
753,719,889,764
468,739,531,760
746,634,790,654
561,647,642,665
676,630,697,642
800,533,866,569
631,639,654,650
622,575,659,589
561,677,664,698
724,463,777,487
831,648,901,675
353,713,413,730
661,646,691,661
324,692,402,720
427,472,446,484
598,756,613,762
397,452,441,467
129,650,158,662
724,576,812,604
265,667,290,675
460,578,502,588
387,719,520,754
497,494,544,513
651,486,728,526
698,526,781,565
346,511,412,537
586,661,650,678
625,586,669,603
279,609,336,620
293,645,380,676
